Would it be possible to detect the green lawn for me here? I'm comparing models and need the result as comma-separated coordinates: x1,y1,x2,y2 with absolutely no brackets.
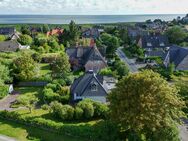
0,119,88,141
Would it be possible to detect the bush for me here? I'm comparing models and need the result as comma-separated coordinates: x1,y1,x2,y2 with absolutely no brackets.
0,85,8,99
43,88,60,103
92,101,109,118
41,104,49,110
32,53,42,63
50,102,74,120
77,100,94,119
18,34,33,45
74,107,84,120
59,105,74,120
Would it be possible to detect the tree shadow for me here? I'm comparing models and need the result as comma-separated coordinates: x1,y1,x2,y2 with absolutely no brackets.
0,119,88,141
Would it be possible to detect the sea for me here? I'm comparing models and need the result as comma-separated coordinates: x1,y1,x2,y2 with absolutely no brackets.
0,14,185,24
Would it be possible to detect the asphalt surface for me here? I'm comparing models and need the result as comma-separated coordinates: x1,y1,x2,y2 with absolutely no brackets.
116,47,138,73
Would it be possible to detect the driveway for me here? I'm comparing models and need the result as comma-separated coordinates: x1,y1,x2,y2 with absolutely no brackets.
179,118,188,141
116,47,138,73
0,94,19,111
0,135,17,141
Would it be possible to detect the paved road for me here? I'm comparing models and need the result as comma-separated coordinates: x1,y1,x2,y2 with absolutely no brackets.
116,47,138,73
0,135,17,141
0,94,19,111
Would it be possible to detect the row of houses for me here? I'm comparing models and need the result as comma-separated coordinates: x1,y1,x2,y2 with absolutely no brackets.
135,33,188,71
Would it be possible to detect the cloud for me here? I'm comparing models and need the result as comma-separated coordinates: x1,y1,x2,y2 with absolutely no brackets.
0,0,187,14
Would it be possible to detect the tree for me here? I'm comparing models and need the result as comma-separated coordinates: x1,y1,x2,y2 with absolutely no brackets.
100,33,119,57
42,24,49,33
21,26,30,35
108,70,184,139
0,35,7,42
119,28,130,45
12,51,39,81
69,20,80,45
18,34,33,45
0,63,11,83
17,95,38,113
51,53,70,79
165,26,187,44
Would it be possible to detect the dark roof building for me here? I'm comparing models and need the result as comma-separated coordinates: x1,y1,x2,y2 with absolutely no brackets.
0,27,16,36
82,28,101,39
138,34,169,49
0,40,20,52
66,46,107,72
71,70,116,103
164,45,188,71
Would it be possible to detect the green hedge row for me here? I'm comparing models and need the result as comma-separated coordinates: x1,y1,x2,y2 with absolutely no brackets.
0,110,120,141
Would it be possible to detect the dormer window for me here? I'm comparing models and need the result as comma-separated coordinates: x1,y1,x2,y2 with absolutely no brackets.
91,82,97,91
147,42,152,47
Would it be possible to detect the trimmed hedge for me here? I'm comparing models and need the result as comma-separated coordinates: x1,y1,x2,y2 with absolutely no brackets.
0,110,120,141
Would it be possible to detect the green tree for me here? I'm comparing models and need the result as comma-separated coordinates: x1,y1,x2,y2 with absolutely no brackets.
12,51,39,81
119,28,130,45
108,70,184,140
165,26,187,44
100,33,119,57
42,24,50,33
18,34,33,45
114,61,129,78
69,20,80,45
17,95,38,113
51,53,70,79
0,63,11,83
21,26,30,35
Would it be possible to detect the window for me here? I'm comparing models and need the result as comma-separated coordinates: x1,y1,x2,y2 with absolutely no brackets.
91,82,98,91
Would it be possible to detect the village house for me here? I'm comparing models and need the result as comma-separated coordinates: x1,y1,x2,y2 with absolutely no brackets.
46,28,64,37
128,27,148,43
0,27,16,37
0,40,30,52
66,46,107,72
138,34,169,51
163,45,188,71
82,28,102,39
70,70,116,103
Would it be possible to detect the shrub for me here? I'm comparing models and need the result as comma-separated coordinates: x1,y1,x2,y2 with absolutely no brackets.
59,105,74,120
0,85,8,99
74,107,84,120
41,104,50,110
92,101,109,118
50,102,74,120
77,101,94,119
32,53,42,63
43,88,60,103
18,34,33,45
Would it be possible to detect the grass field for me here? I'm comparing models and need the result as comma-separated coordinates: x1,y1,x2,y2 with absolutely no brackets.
0,119,88,141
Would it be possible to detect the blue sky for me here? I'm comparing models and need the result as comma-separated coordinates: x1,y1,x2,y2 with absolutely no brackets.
0,0,187,15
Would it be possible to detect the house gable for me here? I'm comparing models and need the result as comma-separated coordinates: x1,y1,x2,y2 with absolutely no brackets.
176,55,188,70
81,77,107,97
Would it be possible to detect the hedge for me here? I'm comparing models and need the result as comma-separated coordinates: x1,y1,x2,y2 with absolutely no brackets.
0,110,120,141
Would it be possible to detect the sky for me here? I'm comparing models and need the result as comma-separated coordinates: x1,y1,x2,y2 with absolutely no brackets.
0,0,187,15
